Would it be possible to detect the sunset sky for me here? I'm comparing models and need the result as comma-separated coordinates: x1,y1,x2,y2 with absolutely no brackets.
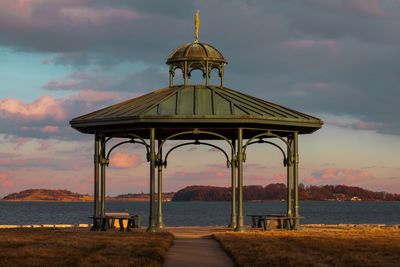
0,0,399,197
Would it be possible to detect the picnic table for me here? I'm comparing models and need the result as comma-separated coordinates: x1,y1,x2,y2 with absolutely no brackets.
247,214,299,230
90,212,141,231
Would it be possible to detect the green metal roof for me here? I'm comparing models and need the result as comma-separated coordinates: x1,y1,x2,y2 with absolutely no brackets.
70,85,322,138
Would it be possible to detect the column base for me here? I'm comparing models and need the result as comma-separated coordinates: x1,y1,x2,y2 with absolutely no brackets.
156,222,165,229
90,225,99,231
234,226,244,232
147,225,158,232
228,215,237,229
292,218,300,230
90,218,100,231
235,216,244,232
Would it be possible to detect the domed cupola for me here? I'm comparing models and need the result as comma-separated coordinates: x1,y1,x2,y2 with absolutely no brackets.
167,11,227,87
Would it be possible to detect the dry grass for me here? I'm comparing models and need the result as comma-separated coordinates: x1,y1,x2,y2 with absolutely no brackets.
0,229,173,267
214,227,400,267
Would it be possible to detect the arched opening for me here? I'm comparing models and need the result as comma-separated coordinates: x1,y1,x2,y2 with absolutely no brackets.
155,130,236,228
94,136,150,229
172,68,185,85
208,67,221,86
188,68,205,84
242,138,289,225
159,140,232,226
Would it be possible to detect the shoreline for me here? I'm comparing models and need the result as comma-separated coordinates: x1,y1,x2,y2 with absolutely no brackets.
0,224,399,229
0,199,399,203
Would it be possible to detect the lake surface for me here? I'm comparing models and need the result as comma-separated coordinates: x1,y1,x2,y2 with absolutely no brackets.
0,201,399,226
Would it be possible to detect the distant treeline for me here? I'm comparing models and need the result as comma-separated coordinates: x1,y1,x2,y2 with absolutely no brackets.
172,184,400,201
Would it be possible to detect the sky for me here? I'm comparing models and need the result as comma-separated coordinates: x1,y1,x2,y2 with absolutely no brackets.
0,0,399,197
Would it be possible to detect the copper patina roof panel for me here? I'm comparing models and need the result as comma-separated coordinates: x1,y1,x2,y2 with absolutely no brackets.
70,85,323,134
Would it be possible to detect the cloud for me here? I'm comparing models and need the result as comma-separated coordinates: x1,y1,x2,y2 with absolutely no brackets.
42,67,167,93
42,80,81,90
0,90,135,139
109,152,142,169
0,96,64,121
40,126,60,134
0,171,13,188
302,0,389,17
0,0,400,136
302,167,373,185
58,6,139,25
0,155,86,171
0,0,189,65
282,39,337,50
327,120,383,131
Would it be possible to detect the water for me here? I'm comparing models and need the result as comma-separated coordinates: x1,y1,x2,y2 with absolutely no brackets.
0,201,399,226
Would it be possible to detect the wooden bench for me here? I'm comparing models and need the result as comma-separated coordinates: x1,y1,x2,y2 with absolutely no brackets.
90,212,141,231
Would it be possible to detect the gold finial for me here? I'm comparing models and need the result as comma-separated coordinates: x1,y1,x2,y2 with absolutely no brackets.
194,10,200,43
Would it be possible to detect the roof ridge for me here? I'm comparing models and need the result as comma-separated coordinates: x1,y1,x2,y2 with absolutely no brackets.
139,85,185,116
216,88,286,117
220,86,321,121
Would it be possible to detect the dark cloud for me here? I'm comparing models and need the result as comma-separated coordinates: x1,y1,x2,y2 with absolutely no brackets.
0,0,399,134
42,66,167,92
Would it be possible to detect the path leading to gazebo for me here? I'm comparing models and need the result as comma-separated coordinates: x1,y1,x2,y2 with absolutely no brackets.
163,227,234,267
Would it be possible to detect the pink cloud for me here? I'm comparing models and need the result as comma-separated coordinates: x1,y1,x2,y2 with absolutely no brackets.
0,154,87,171
0,89,138,139
59,7,139,25
0,96,64,121
304,0,389,17
0,1,33,14
76,89,123,103
289,82,338,97
271,172,285,181
327,120,383,130
352,122,383,130
303,167,373,185
40,125,60,134
0,171,13,188
36,139,58,151
346,0,388,17
303,82,337,93
11,137,31,150
215,171,226,178
0,2,140,26
207,147,221,153
20,125,61,135
109,152,142,169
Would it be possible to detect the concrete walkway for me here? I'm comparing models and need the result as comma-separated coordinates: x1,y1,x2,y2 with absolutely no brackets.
163,227,235,267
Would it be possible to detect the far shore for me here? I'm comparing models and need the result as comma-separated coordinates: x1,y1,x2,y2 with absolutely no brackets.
1,199,398,202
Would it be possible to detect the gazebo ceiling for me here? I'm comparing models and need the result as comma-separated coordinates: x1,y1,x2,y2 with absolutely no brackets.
70,85,323,139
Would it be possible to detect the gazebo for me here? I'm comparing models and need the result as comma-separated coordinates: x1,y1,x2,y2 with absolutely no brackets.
70,13,322,232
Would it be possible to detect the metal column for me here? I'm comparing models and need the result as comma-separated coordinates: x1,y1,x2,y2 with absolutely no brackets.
157,140,164,229
293,132,300,229
91,134,100,230
286,136,293,218
184,61,188,86
235,129,244,232
229,139,237,228
205,60,209,86
147,128,157,232
100,136,106,218
169,65,173,87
